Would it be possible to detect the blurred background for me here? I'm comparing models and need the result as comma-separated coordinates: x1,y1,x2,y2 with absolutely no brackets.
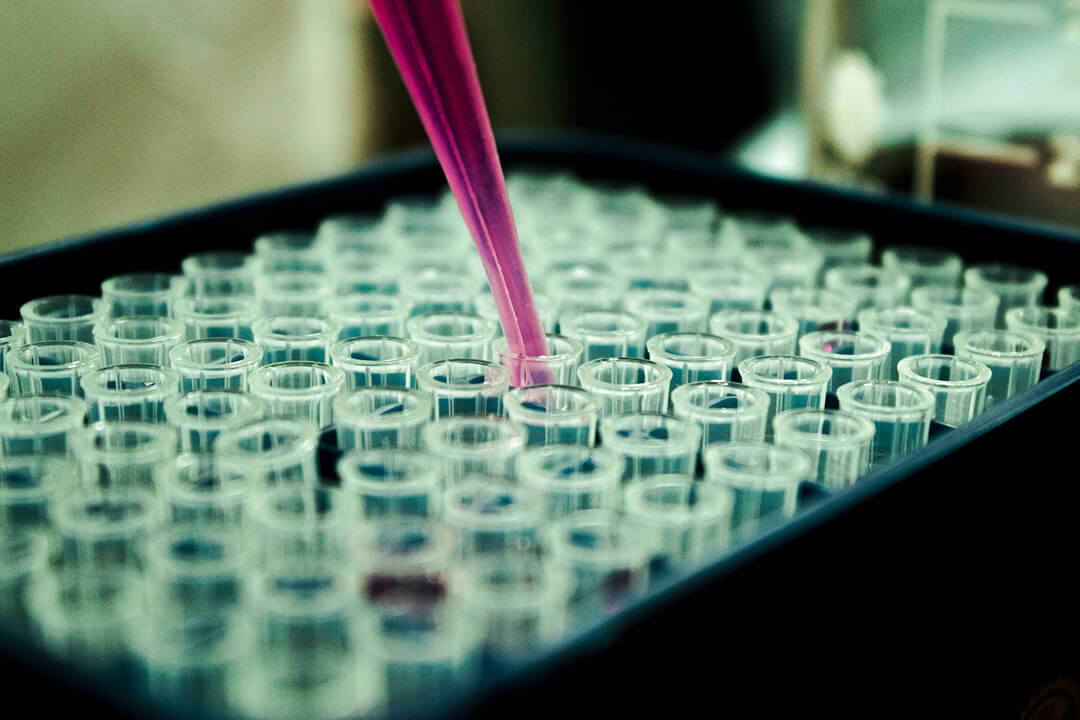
3,0,1079,254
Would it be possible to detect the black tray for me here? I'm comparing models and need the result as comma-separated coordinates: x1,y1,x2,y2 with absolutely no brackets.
3,133,1078,719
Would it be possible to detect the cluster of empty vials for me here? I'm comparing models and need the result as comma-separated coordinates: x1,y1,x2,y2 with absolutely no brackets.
0,170,1077,719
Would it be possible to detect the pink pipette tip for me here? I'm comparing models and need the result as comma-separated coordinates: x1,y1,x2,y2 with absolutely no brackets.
370,0,548,386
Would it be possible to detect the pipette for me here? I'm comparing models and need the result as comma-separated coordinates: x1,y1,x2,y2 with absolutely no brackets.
369,0,547,378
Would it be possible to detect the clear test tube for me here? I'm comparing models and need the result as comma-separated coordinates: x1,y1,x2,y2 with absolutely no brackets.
214,419,319,488
80,365,179,424
27,569,145,674
248,361,346,429
910,286,999,350
599,413,701,485
645,332,737,388
545,510,650,621
523,225,600,275
314,211,382,250
0,371,7,400
663,227,721,271
327,247,394,304
1005,306,1080,371
181,250,257,297
353,519,455,622
517,445,622,519
823,264,912,311
0,320,28,374
317,213,390,255
737,355,831,439
402,257,473,287
836,380,934,468
163,390,265,452
406,312,497,364
745,241,825,295
0,456,75,531
623,289,709,337
659,194,718,232
388,189,466,228
330,255,397,297
576,358,672,418
251,486,353,568
724,211,793,247
544,265,626,317
558,310,647,361
1058,285,1080,313
708,310,798,365
0,531,49,634
101,273,186,318
162,452,255,528
338,448,443,520
624,476,733,577
797,330,891,394
255,271,332,318
252,317,340,364
407,255,472,278
618,250,690,292
541,258,615,281
53,488,158,569
667,214,722,255
174,296,258,341
953,330,1044,408
234,566,381,720
355,520,473,709
964,263,1048,327
492,334,583,387
590,251,657,287
518,203,597,250
578,183,664,246
422,416,526,485
254,230,325,274
6,341,101,397
805,227,874,273
881,245,962,289
401,213,473,262
767,287,858,338
456,556,571,662
330,295,408,339
504,384,600,447
0,395,87,456
74,421,177,492
170,338,263,393
20,295,107,343
330,336,422,388
443,480,542,557
669,381,770,451
333,387,432,451
856,306,946,380
475,291,557,337
135,609,246,715
687,265,769,314
144,528,247,616
400,268,476,316
586,186,665,248
702,442,811,540
772,408,874,489
93,316,185,366
896,354,991,427
415,359,509,419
